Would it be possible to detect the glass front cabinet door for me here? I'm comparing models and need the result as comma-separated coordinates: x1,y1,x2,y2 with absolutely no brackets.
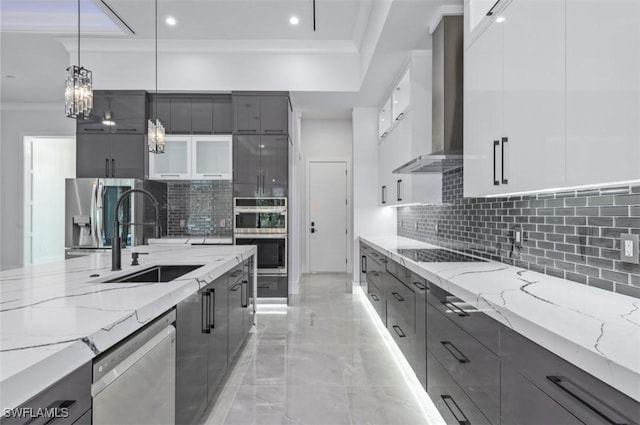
192,135,233,180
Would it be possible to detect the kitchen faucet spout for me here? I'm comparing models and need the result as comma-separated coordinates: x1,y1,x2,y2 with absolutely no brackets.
111,189,161,271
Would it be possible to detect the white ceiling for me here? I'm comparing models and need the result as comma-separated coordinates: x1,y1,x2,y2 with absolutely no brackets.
0,0,462,112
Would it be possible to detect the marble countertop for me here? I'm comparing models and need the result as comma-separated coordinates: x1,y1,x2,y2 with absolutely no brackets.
0,244,256,411
148,237,233,244
360,236,640,402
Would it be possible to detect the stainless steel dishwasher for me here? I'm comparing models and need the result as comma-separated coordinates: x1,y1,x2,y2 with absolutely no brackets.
91,309,176,425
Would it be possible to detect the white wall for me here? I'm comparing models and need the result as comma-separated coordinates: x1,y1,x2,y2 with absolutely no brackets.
0,103,75,270
299,118,353,274
352,107,397,283
288,111,302,294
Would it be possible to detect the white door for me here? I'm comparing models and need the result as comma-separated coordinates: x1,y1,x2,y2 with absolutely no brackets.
308,161,348,272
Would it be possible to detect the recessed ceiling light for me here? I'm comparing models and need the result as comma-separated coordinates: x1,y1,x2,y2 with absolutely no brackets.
495,16,506,23
289,16,300,25
166,17,176,26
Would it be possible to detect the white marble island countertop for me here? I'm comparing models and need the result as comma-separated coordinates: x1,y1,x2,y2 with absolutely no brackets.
0,244,256,411
360,235,640,402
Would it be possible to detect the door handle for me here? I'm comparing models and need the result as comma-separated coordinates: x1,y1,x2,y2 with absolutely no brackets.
111,158,115,177
361,255,366,274
392,292,404,302
230,269,243,278
201,291,211,334
209,288,215,329
501,136,509,184
443,302,470,317
256,175,260,194
441,341,470,363
381,186,387,204
486,0,501,16
105,159,109,177
241,280,248,308
262,175,265,194
412,281,426,291
493,140,500,186
547,376,631,425
441,395,471,425
392,325,406,338
311,228,316,234
396,179,403,202
370,293,379,302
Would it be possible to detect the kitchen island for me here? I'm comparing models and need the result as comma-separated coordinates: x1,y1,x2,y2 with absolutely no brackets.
0,244,256,414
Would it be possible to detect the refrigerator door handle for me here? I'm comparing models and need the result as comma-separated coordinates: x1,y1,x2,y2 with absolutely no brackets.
90,181,98,246
96,183,105,247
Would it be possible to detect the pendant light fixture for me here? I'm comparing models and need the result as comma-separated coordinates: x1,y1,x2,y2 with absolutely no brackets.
148,0,166,154
65,0,93,119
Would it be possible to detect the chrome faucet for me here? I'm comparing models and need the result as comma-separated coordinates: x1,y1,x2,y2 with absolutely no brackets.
111,189,161,271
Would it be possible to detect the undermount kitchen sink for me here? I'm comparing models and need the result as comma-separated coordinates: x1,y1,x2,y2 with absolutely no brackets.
103,265,205,283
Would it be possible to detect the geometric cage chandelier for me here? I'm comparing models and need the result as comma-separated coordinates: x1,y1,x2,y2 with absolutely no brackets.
65,0,93,119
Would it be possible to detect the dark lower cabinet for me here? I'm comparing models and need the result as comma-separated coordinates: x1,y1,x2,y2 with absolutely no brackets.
359,242,640,425
228,276,244,361
256,274,287,298
3,363,92,425
427,292,500,425
501,326,640,425
427,349,492,425
501,361,580,425
176,286,211,425
207,279,228,401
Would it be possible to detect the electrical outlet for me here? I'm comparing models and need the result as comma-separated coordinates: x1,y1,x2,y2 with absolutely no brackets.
620,234,639,264
513,224,523,249
414,221,418,231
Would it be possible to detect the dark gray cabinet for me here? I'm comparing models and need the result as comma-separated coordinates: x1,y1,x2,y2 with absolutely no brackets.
501,326,640,425
260,95,289,134
233,95,261,133
3,362,92,425
228,260,250,361
176,287,210,425
77,90,146,135
233,135,288,197
170,97,192,134
207,278,228,402
233,93,289,135
76,134,147,179
427,291,500,424
148,95,232,135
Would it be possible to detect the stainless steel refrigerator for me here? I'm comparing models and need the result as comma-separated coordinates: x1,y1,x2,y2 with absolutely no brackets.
65,178,160,254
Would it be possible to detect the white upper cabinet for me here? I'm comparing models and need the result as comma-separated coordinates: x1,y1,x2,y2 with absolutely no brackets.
379,98,392,138
149,135,192,180
502,0,566,193
464,0,566,197
191,136,233,180
392,70,411,121
149,135,232,180
464,0,512,50
464,18,504,197
377,52,442,206
566,0,640,187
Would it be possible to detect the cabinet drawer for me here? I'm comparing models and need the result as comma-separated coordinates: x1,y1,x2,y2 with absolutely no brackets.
5,363,92,425
366,279,385,326
427,298,500,424
501,327,640,425
501,361,581,425
227,261,246,285
428,285,500,355
386,274,415,333
427,349,491,425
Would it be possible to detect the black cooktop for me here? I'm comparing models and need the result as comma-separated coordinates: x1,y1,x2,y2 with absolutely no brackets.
396,248,486,263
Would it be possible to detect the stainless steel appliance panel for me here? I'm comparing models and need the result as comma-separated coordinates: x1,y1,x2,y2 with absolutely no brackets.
233,235,286,274
92,310,176,425
65,178,144,249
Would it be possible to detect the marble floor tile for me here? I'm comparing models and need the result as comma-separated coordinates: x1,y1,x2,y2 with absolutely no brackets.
203,273,441,425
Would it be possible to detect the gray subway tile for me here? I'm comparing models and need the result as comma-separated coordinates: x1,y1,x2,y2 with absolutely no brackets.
588,277,614,291
601,270,629,284
616,283,640,299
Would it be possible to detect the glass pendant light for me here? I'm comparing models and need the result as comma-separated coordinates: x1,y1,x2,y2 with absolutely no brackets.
148,0,165,154
65,0,93,119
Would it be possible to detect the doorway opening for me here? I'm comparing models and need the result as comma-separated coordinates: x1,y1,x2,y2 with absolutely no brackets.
23,136,76,266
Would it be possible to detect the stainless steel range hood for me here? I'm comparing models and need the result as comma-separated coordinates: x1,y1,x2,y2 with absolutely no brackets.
394,15,463,174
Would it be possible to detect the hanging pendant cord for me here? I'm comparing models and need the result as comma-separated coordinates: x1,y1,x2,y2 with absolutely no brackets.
77,0,81,66
154,0,158,119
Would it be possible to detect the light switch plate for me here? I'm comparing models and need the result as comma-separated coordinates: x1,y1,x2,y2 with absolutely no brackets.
620,234,639,264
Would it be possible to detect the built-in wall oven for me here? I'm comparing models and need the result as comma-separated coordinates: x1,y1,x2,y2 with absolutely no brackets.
233,198,288,299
